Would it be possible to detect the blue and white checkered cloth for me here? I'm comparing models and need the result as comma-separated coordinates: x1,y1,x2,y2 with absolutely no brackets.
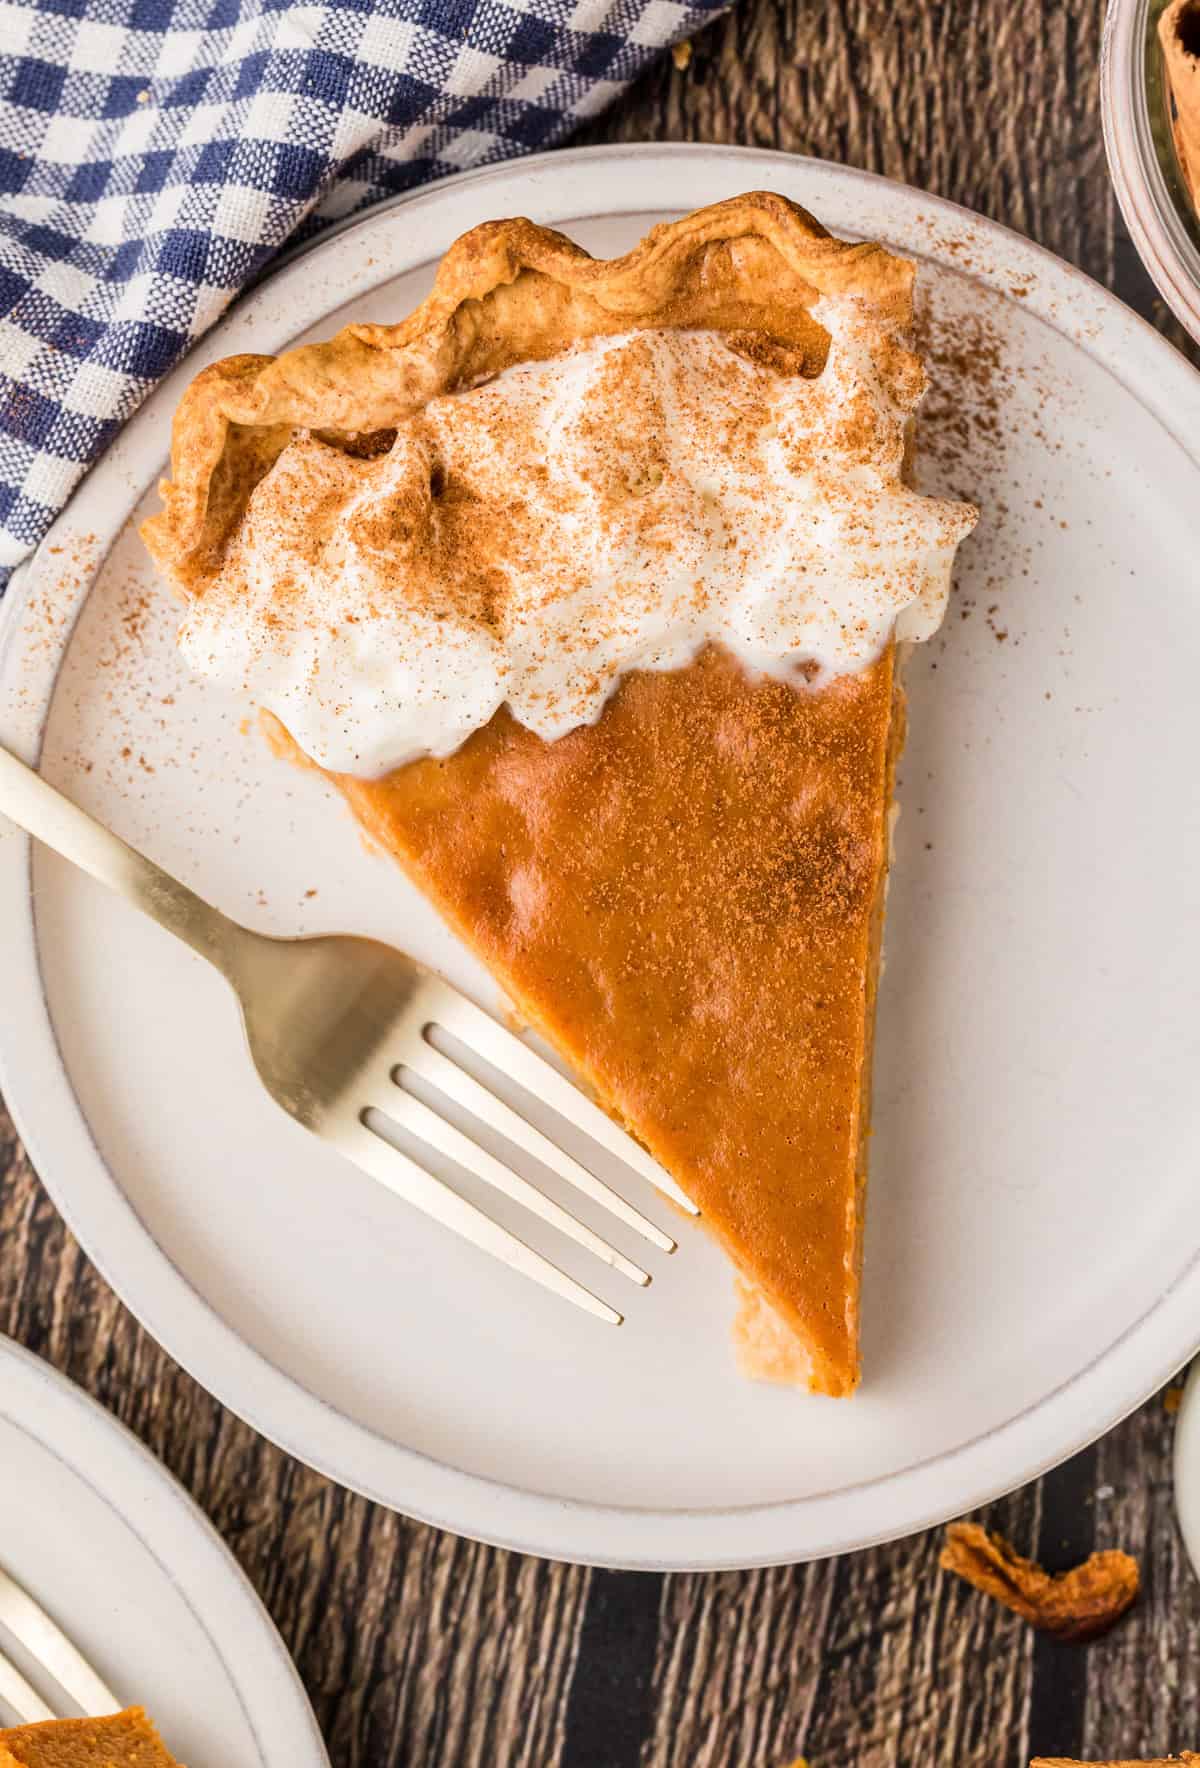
0,0,726,581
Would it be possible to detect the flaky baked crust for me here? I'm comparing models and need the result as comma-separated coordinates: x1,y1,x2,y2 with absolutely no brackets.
141,192,918,597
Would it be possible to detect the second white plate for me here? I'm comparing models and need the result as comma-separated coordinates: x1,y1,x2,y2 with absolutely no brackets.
0,1337,326,1765
4,145,1200,1569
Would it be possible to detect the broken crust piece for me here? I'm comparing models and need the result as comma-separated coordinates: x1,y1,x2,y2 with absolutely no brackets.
734,1279,820,1385
143,192,973,1396
1032,1759,1200,1767
941,1522,1139,1642
1160,0,1200,204
0,1708,185,1768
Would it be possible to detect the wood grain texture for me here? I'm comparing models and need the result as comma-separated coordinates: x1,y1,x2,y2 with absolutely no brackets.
3,2,1199,1764
1085,1405,1200,1762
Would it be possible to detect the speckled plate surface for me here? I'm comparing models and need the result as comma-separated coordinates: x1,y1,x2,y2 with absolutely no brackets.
0,1336,327,1762
3,146,1200,1569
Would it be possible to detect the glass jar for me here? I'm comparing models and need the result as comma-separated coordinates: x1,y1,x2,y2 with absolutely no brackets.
1103,0,1200,340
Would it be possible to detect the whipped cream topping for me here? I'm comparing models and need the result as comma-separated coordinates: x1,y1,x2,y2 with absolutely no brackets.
179,306,977,776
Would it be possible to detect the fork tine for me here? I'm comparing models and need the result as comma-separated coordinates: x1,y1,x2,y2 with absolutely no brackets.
430,991,701,1217
369,1085,651,1286
334,1116,623,1323
402,1039,678,1254
0,1566,119,1716
0,1646,56,1725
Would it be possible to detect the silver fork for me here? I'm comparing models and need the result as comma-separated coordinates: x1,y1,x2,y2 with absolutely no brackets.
0,745,697,1323
0,1563,119,1723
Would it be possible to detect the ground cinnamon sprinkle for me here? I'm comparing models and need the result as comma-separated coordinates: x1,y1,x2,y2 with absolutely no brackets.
913,300,1005,504
16,531,99,660
913,267,1081,672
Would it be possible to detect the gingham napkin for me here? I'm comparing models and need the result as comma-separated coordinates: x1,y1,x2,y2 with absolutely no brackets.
0,0,726,582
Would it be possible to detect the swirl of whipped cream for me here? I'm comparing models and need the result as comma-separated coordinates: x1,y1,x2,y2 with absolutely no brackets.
178,304,977,776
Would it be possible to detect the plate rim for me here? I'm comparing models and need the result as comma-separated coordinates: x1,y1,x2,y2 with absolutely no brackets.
3,142,1200,1570
0,1334,329,1765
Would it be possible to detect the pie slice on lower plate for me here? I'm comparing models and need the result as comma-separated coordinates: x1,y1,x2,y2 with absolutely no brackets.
142,192,976,1396
0,1709,183,1768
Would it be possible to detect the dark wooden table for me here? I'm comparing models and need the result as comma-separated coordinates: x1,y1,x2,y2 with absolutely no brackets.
4,3,1200,1764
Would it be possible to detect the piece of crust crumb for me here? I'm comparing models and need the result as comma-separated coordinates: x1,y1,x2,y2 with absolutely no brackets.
940,1521,1139,1641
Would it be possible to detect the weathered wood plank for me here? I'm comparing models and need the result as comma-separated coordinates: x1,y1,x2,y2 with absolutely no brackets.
583,0,1112,270
1084,1389,1200,1762
641,1488,1041,1768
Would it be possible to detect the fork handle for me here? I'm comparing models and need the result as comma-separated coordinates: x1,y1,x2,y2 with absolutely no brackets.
0,743,246,977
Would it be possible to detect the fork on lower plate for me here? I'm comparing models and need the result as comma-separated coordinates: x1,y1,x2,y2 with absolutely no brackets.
0,1563,119,1724
0,745,697,1323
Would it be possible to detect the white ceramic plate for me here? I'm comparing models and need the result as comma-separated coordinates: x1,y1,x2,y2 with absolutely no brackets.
0,1336,326,1762
4,145,1200,1571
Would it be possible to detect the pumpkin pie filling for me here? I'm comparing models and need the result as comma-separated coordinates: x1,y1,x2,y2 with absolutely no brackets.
142,194,976,1396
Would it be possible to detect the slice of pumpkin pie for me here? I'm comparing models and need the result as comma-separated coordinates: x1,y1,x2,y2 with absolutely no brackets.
142,193,976,1395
